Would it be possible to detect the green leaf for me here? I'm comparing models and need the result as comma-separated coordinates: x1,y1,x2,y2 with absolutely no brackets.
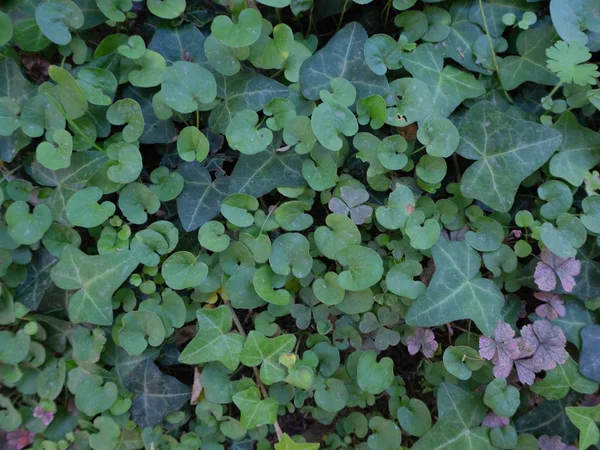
311,101,357,152
549,112,600,187
76,67,117,106
147,0,186,19
275,434,319,450
179,305,244,370
400,44,485,117
336,245,384,292
36,0,83,45
232,386,278,429
546,40,599,86
198,221,230,253
106,142,142,184
300,22,389,101
226,110,274,155
270,233,312,278
124,360,191,428
221,193,259,227
0,330,30,365
550,0,600,46
209,72,288,134
274,201,313,231
89,417,120,450
50,245,138,325
364,34,403,76
314,377,348,412
484,378,520,418
240,331,296,385
211,8,263,48
457,101,562,212
406,239,504,336
161,61,217,114
0,12,13,46
443,345,484,380
411,383,491,450
106,99,144,143
69,368,118,416
118,182,160,225
566,405,600,450
177,126,209,163
417,117,459,158
5,201,52,245
149,167,184,201
498,26,559,90
162,251,208,290
357,350,394,394
532,357,598,400
48,65,88,119
314,213,361,260
540,213,587,258
397,398,432,437
368,417,403,450
118,311,166,356
375,185,415,231
66,186,115,228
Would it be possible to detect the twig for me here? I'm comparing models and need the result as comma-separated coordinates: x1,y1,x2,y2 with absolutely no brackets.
224,299,283,440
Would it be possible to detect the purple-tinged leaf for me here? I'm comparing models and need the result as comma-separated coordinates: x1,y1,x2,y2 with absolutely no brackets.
515,320,569,385
407,327,437,358
534,292,566,321
481,412,510,428
479,320,520,379
537,435,577,450
534,248,581,292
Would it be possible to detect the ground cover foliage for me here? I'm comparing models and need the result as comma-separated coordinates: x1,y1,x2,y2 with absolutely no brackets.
0,0,600,448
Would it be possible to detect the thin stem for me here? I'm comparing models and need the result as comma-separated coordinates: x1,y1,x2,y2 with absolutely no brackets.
307,5,314,37
563,86,596,113
337,0,350,32
0,164,23,182
45,93,104,152
381,0,393,28
533,81,563,114
478,0,513,104
223,299,283,440
195,110,200,129
174,111,190,127
410,145,426,156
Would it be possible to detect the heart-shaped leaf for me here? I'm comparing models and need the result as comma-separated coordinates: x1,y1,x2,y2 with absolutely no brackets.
36,129,72,170
162,251,208,290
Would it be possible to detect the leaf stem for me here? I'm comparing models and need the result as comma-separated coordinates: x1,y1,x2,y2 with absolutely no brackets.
337,0,351,33
533,81,563,114
410,145,426,156
195,109,200,129
45,93,105,152
381,0,393,28
307,5,314,37
223,299,283,440
478,0,513,104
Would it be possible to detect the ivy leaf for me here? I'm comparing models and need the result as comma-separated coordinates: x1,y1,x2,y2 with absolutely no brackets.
546,40,600,86
232,386,278,430
580,325,600,383
400,44,485,117
566,405,600,450
411,383,491,450
179,305,244,370
240,331,296,385
209,72,289,134
299,22,389,101
534,248,581,293
457,101,562,212
407,239,504,336
532,357,598,400
275,434,319,450
549,112,600,187
515,393,579,441
498,26,559,90
50,245,138,325
124,360,191,428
